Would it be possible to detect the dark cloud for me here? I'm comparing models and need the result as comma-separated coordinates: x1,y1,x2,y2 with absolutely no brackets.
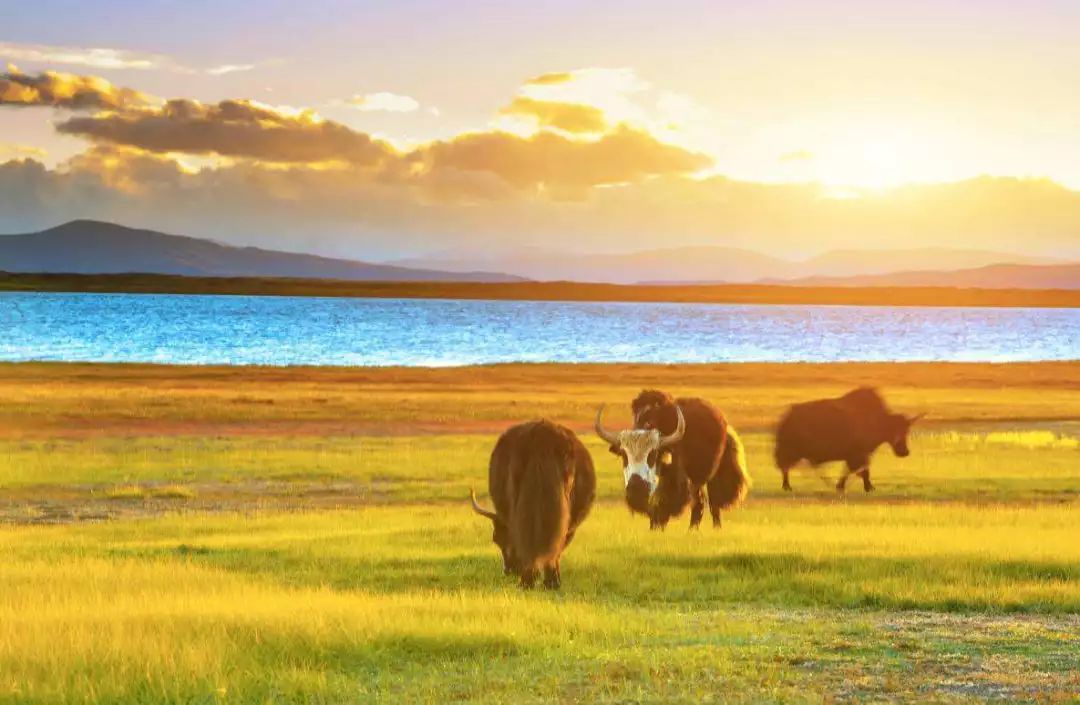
0,68,150,110
57,99,399,165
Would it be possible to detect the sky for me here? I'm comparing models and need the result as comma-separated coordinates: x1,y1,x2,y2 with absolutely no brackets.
2,0,1079,259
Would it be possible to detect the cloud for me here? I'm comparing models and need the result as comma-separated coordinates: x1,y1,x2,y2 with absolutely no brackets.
780,150,814,162
524,71,574,86
0,142,47,159
343,92,421,113
498,96,607,134
206,64,257,76
418,125,712,197
56,98,399,165
0,67,152,110
0,41,173,71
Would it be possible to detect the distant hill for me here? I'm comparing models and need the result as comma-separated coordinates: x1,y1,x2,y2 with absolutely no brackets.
395,245,1057,284
397,246,796,284
0,220,525,283
764,262,1080,289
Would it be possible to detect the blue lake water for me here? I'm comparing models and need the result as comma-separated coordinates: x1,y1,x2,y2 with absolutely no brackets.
1,292,1078,365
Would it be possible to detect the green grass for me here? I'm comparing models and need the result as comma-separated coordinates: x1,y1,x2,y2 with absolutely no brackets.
1,504,1077,704
0,362,1078,702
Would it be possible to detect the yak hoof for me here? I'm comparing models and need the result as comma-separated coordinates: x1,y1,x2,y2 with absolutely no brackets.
782,483,792,492
864,483,876,493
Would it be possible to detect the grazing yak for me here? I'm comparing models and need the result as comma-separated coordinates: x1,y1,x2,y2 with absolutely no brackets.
774,387,924,493
596,390,750,530
470,419,595,589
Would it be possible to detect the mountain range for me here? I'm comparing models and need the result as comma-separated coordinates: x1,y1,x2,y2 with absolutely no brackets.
393,245,1063,285
1,220,1075,289
0,220,525,283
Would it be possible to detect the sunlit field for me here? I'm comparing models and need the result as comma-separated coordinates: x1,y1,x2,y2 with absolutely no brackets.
1,362,1078,703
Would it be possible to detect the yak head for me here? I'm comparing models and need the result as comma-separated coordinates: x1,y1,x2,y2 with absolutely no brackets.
469,490,518,575
885,413,925,457
595,403,685,515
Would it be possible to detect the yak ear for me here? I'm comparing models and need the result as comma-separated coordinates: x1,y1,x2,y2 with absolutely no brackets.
608,443,622,455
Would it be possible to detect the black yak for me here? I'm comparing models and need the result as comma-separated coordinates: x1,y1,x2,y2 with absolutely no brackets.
774,387,924,493
596,390,750,530
470,419,595,589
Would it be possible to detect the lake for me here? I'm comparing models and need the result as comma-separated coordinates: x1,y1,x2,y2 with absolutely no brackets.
1,292,1077,365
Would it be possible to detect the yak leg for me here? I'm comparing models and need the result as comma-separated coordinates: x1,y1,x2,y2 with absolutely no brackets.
858,466,875,492
689,485,706,529
519,568,538,590
837,459,867,493
706,480,723,527
542,560,562,590
780,465,794,492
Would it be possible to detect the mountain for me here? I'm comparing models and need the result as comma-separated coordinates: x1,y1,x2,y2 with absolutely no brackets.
797,248,1059,278
394,245,1057,284
765,262,1080,289
394,246,793,284
0,220,525,282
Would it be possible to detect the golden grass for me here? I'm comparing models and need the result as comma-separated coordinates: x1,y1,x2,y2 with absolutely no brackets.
2,361,1079,439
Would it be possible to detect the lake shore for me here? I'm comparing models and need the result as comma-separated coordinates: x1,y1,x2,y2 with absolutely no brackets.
4,271,1080,307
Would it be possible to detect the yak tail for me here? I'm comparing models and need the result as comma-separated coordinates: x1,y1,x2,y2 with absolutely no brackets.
711,426,752,509
512,452,571,574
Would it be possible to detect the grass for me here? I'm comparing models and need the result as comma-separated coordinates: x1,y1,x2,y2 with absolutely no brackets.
0,361,1077,702
1,506,1076,703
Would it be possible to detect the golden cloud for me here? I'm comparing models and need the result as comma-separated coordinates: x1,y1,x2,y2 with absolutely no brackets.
417,126,712,197
498,96,607,134
0,67,151,110
0,142,47,159
524,71,574,86
57,99,399,165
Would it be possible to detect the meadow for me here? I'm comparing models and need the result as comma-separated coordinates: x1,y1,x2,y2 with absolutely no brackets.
0,362,1077,703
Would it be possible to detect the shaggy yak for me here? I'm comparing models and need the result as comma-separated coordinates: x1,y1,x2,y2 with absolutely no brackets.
774,387,924,493
470,419,596,589
595,390,750,530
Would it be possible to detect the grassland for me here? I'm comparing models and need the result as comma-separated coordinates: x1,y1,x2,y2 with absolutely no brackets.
0,362,1077,703
5,271,1080,307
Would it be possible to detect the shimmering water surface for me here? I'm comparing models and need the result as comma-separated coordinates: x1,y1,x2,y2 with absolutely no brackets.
2,292,1077,365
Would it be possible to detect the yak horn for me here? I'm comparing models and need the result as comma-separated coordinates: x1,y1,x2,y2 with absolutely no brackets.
908,413,927,424
469,488,498,521
595,404,620,446
659,406,686,448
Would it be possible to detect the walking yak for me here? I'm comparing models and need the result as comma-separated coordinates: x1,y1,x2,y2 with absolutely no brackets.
774,387,924,493
470,419,595,589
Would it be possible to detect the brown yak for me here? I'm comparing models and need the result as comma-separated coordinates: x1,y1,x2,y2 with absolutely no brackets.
774,387,924,493
470,419,595,589
596,390,750,530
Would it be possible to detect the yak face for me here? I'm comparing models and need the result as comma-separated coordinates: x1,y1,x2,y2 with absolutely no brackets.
470,490,519,575
596,404,684,517
609,429,665,494
886,413,923,457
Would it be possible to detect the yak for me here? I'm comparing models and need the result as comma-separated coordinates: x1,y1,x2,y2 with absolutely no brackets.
596,390,750,530
774,387,924,493
470,419,595,589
